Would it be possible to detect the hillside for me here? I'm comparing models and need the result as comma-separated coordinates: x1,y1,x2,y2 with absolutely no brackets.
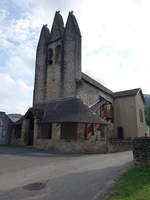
144,94,150,126
8,113,22,122
145,94,150,106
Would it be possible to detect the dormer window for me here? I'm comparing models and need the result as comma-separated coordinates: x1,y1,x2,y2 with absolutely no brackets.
47,48,53,64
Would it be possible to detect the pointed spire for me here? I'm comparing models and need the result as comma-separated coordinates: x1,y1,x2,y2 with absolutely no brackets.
50,11,64,41
34,25,51,105
64,11,81,37
37,24,50,49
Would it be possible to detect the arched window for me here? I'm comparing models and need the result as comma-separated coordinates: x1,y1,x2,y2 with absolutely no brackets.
47,48,53,65
55,45,61,63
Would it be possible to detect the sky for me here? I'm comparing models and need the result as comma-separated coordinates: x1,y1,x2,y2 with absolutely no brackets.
0,0,150,114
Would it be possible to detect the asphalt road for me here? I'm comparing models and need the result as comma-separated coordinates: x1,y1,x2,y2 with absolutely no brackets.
0,146,133,200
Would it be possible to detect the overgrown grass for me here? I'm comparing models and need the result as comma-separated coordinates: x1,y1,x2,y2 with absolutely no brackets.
106,166,150,200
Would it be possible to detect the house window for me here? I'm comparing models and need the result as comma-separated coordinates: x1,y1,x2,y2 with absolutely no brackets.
47,48,53,64
55,45,61,63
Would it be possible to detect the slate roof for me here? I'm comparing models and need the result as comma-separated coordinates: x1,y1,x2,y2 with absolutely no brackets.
13,98,107,125
81,73,145,102
33,97,107,124
114,88,145,102
82,73,114,97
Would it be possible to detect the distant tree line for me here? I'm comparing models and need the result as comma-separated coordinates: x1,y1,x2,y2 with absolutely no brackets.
145,106,150,126
144,95,150,126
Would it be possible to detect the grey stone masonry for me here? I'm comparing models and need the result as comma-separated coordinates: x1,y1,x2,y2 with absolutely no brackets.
33,11,82,105
133,137,150,166
33,25,50,105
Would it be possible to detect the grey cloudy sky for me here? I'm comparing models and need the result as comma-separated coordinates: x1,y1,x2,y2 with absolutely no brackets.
0,0,150,114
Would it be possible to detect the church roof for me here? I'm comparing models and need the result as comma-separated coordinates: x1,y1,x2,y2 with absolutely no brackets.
81,73,145,102
114,88,145,102
33,97,107,124
82,73,114,97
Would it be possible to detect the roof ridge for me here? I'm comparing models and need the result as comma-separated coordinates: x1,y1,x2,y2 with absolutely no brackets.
114,88,141,94
114,88,145,102
81,72,113,96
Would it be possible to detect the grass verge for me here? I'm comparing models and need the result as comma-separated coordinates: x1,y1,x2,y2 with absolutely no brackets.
106,166,150,200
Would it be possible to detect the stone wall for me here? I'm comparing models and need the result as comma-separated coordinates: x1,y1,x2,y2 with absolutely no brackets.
33,12,82,105
108,139,133,153
11,120,28,146
34,139,107,154
114,94,146,139
33,26,50,105
46,39,62,101
11,136,24,146
0,112,11,144
77,80,113,107
114,96,137,139
11,119,132,154
34,138,133,154
62,12,81,98
33,122,107,153
133,137,150,166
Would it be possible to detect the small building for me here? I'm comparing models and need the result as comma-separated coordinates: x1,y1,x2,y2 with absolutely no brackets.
114,88,146,139
0,112,12,144
11,11,147,153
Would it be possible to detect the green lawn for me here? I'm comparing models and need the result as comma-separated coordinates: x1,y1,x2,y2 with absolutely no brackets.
106,167,150,200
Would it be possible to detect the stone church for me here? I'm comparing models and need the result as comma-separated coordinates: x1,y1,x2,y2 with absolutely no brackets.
11,11,146,153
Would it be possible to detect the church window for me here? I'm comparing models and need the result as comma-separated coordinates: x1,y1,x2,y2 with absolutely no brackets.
55,45,61,63
47,48,53,64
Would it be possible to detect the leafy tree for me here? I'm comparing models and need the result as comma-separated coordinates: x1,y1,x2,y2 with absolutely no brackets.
145,106,150,126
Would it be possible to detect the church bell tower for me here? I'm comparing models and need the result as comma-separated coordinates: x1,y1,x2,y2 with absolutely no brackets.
33,11,81,106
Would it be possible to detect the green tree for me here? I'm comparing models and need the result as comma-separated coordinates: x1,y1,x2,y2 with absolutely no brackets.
145,105,150,126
